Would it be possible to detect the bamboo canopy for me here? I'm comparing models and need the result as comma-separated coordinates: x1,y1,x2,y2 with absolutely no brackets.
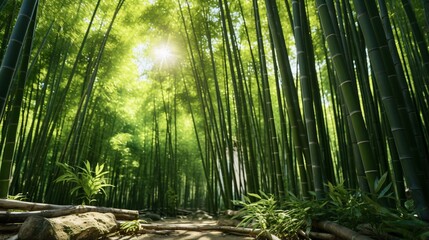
0,0,428,223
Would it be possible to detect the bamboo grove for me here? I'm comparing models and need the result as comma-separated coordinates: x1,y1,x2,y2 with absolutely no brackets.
1,0,429,220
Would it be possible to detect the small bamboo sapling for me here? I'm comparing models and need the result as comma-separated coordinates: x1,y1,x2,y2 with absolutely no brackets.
55,160,113,205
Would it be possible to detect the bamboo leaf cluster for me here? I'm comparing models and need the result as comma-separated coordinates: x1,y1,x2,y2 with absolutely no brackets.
54,161,113,205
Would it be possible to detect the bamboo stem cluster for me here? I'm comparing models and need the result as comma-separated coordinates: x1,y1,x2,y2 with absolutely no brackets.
0,0,428,221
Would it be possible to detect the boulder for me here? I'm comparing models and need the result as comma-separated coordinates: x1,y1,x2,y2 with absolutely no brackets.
18,212,117,240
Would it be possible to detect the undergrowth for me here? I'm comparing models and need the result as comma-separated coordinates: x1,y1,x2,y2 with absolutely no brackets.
119,219,147,234
55,160,113,205
233,179,429,239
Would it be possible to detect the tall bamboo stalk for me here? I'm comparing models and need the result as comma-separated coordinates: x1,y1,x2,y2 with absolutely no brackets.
316,0,380,193
0,0,38,119
265,0,311,198
353,0,429,220
0,0,38,198
292,0,325,199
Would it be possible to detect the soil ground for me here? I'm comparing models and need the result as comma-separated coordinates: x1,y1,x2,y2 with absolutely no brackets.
108,219,255,240
109,230,254,240
0,219,255,240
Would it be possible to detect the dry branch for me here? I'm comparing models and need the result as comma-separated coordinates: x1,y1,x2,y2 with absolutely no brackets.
0,199,70,211
313,220,374,240
297,229,336,240
139,223,281,240
139,229,174,235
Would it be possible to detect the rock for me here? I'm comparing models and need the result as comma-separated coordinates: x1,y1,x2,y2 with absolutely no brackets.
192,210,213,220
140,212,162,221
224,209,240,217
217,218,241,227
18,212,117,240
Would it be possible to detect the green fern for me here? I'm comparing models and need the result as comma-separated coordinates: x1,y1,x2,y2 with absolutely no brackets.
55,160,113,204
120,219,146,234
233,192,308,239
7,193,27,201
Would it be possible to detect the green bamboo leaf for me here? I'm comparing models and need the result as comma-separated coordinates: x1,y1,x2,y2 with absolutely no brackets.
248,192,262,200
70,186,81,195
374,172,388,193
378,183,393,199
95,163,105,175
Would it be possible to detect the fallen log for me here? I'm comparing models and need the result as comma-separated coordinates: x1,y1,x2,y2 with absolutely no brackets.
0,205,138,223
0,199,70,211
297,229,336,240
139,223,281,240
139,229,174,235
313,220,374,240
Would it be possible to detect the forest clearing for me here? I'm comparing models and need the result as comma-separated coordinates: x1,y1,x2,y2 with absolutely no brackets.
1,0,429,239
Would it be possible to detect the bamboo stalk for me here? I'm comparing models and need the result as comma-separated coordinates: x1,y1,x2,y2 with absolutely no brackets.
316,0,380,194
0,199,69,211
265,0,310,199
353,0,429,220
0,0,39,199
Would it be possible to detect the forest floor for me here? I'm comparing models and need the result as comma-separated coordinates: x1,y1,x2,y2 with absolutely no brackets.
0,219,255,240
108,219,255,240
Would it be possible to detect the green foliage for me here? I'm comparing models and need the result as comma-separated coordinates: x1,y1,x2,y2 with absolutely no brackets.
7,193,27,201
234,183,429,240
55,161,113,205
119,219,146,234
373,172,393,199
2,0,429,220
313,181,381,227
372,202,429,239
315,180,429,239
5,193,27,212
166,187,178,215
232,192,309,239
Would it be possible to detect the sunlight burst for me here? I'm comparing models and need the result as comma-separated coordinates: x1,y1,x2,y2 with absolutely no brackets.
133,41,179,81
155,45,172,60
153,43,176,68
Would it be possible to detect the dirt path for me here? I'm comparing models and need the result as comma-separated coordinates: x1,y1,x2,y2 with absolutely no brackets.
108,219,255,240
0,219,256,240
119,230,254,240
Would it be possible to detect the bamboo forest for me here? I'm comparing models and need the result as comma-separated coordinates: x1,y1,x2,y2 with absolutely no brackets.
1,0,429,239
